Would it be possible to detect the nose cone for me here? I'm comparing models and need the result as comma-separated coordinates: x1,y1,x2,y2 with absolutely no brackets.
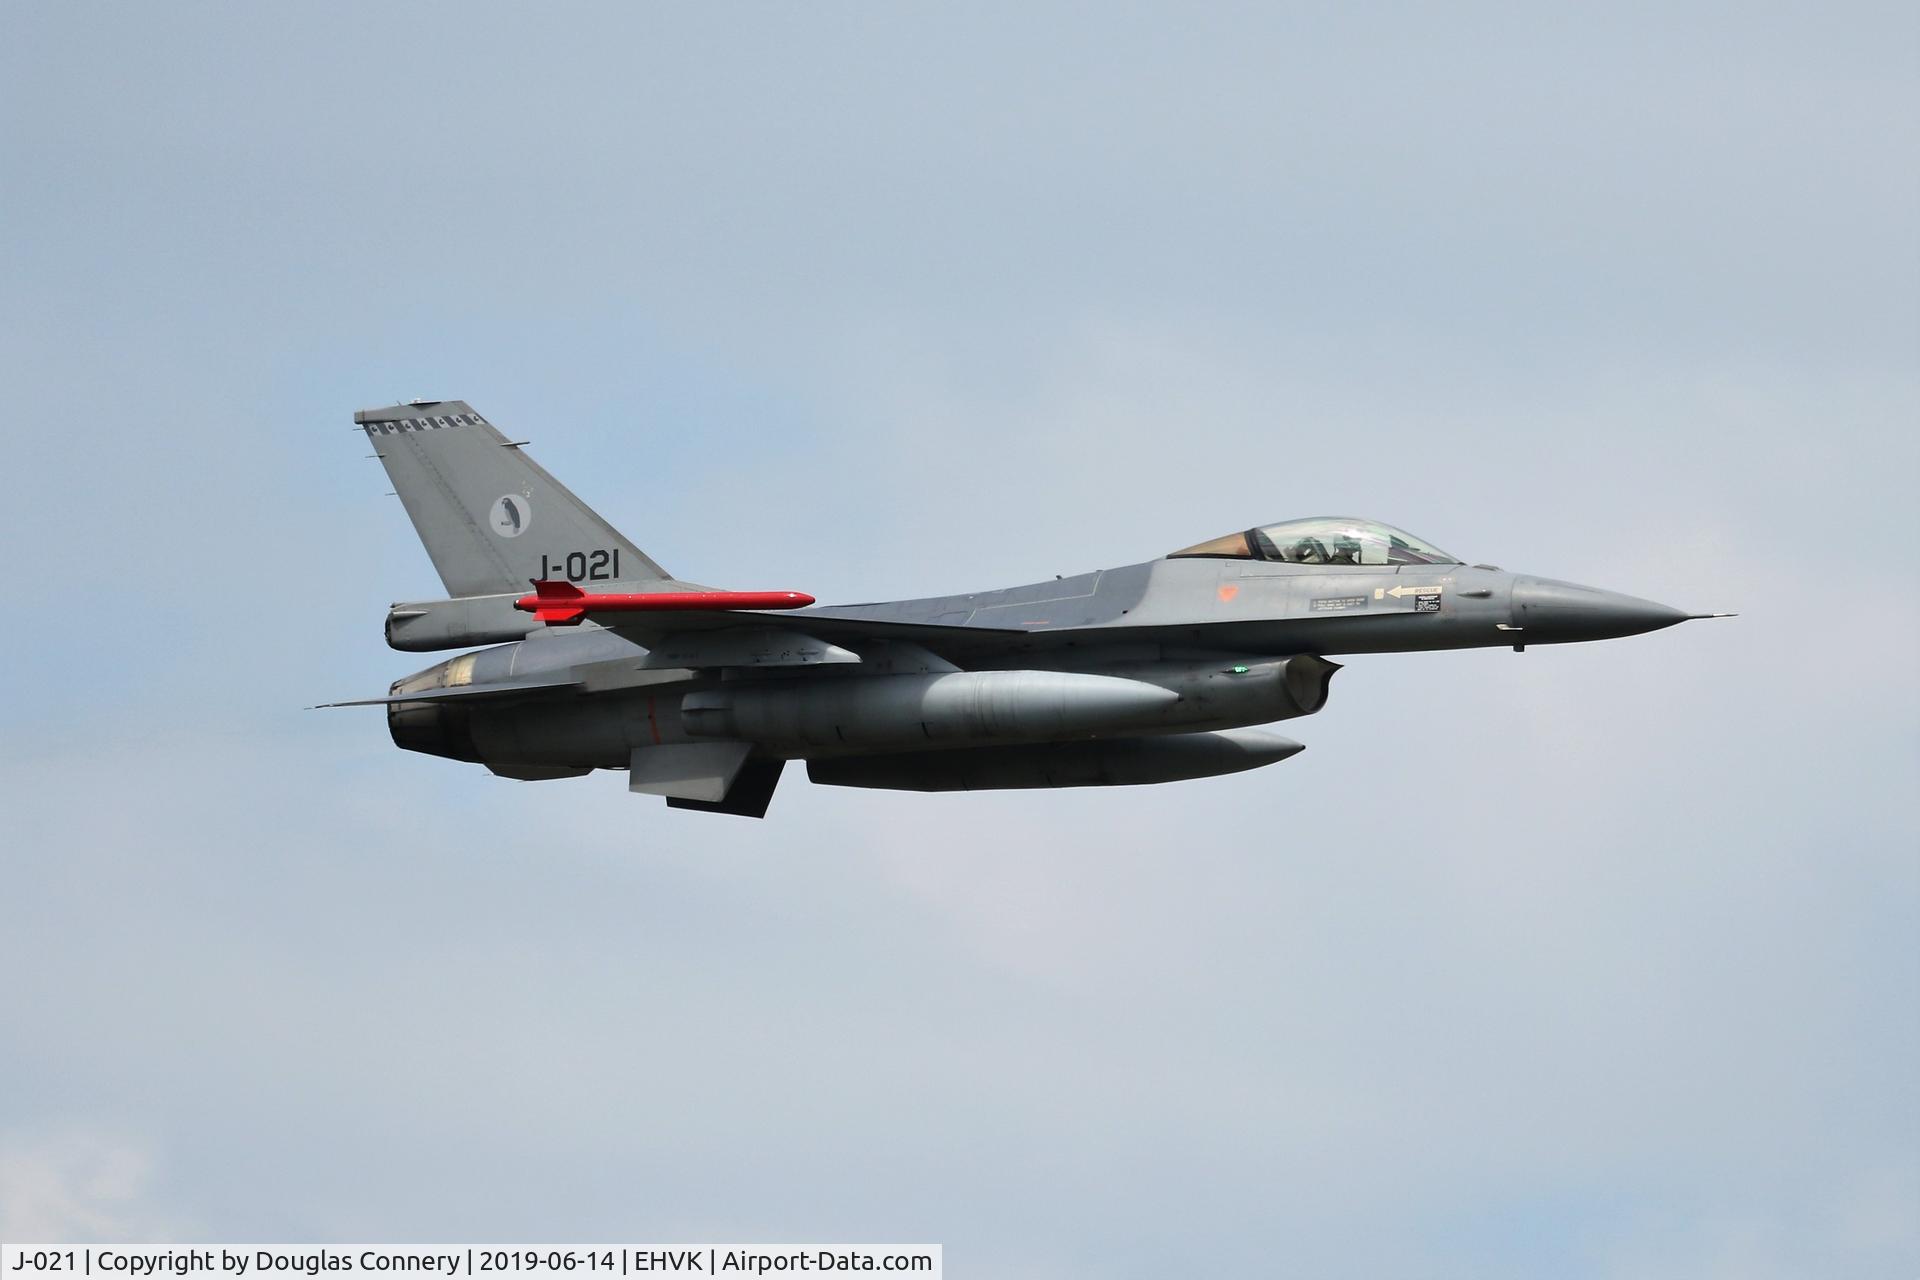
1510,576,1691,643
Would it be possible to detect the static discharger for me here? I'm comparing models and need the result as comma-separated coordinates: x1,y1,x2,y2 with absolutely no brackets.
513,578,816,625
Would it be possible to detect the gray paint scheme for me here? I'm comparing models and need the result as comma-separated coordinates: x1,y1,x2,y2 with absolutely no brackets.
809,728,1307,791
357,400,673,597
335,401,1730,818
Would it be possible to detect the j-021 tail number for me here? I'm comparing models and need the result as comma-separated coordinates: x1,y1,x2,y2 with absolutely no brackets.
540,549,622,582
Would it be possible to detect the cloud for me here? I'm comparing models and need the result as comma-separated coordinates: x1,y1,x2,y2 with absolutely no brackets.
0,1131,186,1242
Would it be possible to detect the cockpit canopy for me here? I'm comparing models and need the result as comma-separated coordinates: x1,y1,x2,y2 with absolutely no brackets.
1170,517,1460,566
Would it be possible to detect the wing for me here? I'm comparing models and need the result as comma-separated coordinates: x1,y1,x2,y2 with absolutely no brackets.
600,608,1023,646
593,611,1028,673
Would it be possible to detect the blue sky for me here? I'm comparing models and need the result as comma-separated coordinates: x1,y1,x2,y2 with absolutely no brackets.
2,4,1914,1276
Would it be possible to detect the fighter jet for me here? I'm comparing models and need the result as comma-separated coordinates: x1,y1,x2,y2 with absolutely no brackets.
325,400,1731,817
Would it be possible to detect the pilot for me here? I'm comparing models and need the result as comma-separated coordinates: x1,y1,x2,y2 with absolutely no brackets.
1286,538,1326,564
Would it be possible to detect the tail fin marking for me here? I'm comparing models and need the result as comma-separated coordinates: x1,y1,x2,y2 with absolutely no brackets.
355,400,674,598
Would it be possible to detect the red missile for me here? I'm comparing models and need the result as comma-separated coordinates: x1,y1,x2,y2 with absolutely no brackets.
513,578,815,625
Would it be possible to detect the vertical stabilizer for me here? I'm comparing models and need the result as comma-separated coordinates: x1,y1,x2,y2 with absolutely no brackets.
356,401,671,597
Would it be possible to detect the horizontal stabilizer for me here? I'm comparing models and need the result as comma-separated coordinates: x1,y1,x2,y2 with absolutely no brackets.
312,675,579,709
